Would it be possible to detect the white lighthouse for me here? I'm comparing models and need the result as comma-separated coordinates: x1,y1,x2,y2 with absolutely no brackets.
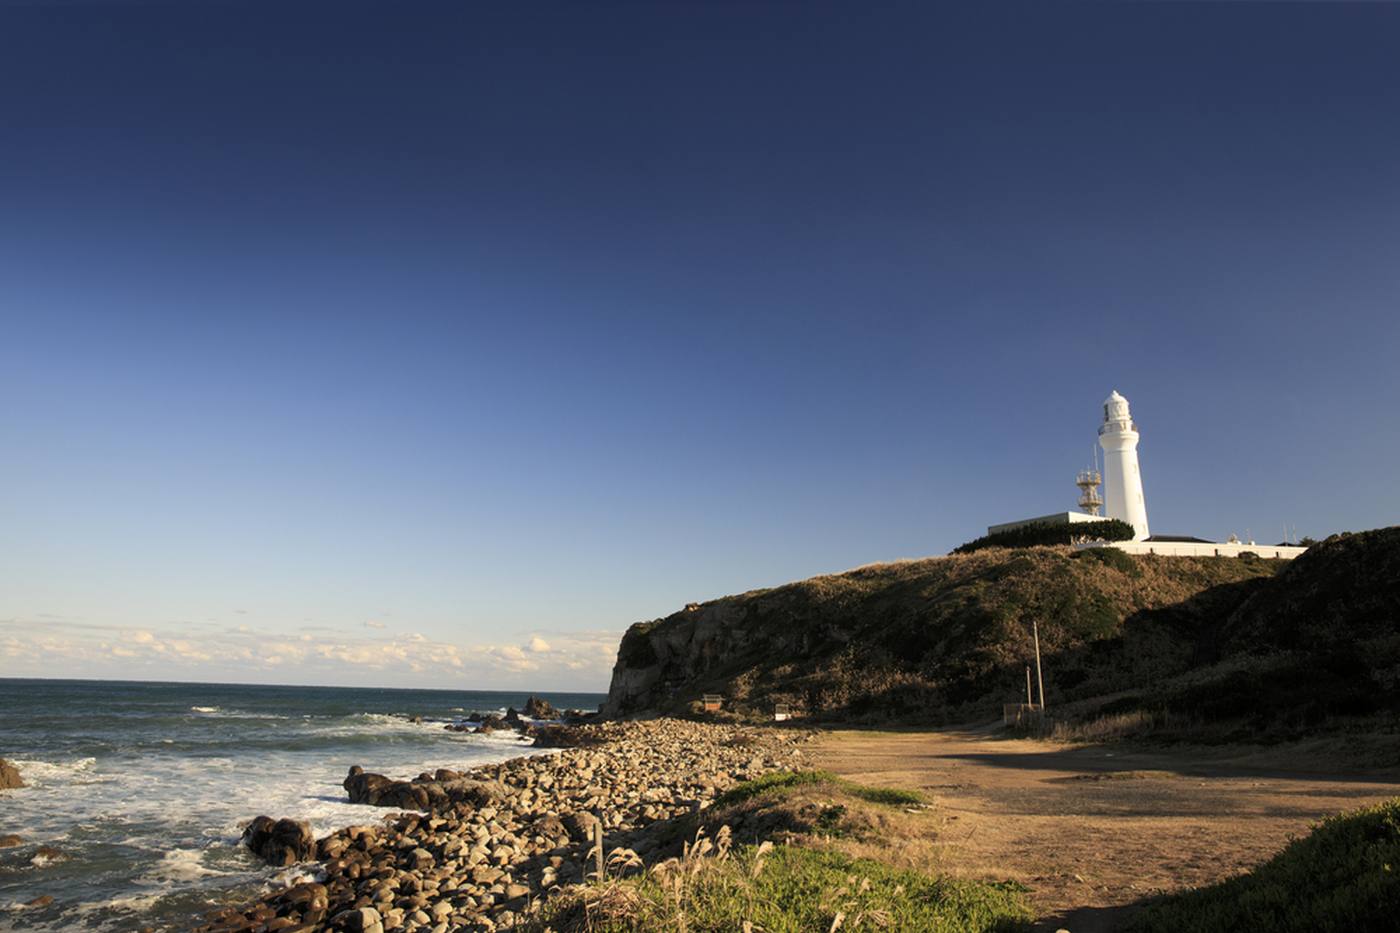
1098,390,1150,540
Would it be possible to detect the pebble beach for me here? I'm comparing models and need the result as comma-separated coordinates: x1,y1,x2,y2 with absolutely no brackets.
202,719,812,933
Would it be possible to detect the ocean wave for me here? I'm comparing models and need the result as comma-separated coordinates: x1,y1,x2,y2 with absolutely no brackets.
9,757,100,785
189,706,290,720
142,847,237,883
346,712,416,726
67,891,164,918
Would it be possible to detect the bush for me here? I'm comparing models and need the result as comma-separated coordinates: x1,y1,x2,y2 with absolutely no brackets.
954,519,1135,554
1127,798,1400,932
1073,545,1142,576
713,770,926,808
713,771,841,807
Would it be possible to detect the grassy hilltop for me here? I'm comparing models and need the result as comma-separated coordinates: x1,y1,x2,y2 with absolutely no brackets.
604,527,1400,733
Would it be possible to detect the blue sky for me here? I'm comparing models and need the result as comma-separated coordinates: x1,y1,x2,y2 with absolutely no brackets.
2,2,1397,690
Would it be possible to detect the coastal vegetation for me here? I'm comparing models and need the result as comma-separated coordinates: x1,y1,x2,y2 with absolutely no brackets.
1126,798,1400,932
530,842,1030,932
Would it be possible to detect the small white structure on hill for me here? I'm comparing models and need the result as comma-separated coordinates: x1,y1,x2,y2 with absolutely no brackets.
1098,390,1149,541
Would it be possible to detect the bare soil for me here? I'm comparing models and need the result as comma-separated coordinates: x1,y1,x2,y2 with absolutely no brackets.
808,726,1400,932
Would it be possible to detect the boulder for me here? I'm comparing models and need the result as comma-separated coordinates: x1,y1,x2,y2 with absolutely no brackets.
330,906,384,933
0,759,23,789
530,814,569,843
240,816,315,866
273,881,329,914
342,766,505,812
562,810,600,843
503,707,524,727
0,833,23,848
473,714,507,733
344,767,403,805
523,696,559,719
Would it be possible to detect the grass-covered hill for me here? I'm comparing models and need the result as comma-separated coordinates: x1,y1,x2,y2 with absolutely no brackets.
602,541,1280,721
602,527,1400,727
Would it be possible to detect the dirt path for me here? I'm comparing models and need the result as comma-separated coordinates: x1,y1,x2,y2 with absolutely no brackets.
808,727,1400,932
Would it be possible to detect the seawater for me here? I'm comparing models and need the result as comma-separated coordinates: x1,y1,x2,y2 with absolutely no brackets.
0,678,604,932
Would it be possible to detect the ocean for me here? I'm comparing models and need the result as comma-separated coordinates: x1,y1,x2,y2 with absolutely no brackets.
0,678,605,932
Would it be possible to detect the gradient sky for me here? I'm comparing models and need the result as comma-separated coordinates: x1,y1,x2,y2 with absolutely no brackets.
3,2,1398,690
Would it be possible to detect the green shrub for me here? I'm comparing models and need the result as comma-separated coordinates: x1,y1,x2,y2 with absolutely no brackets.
954,519,1135,554
714,770,926,809
1127,798,1400,932
713,770,840,806
1073,545,1142,576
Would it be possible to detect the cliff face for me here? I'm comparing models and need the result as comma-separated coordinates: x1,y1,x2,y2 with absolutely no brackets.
601,545,1285,722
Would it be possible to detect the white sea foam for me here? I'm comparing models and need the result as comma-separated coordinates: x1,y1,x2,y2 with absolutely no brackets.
190,706,289,720
9,756,99,786
142,848,236,883
69,892,165,918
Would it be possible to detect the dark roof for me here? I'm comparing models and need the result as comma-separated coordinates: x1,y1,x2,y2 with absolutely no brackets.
1145,534,1215,543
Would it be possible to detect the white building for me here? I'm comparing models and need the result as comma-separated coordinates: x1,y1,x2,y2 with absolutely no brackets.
1099,390,1150,540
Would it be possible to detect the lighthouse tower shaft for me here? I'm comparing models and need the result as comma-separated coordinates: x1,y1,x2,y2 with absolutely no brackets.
1098,391,1150,541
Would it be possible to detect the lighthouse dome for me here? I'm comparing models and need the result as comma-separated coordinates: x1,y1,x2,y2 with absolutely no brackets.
1103,390,1132,424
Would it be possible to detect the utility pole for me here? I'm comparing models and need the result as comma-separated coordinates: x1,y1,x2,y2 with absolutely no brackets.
1032,620,1046,711
1025,666,1033,708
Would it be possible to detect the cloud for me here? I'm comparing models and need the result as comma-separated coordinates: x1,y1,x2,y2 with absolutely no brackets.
0,617,624,690
363,620,386,629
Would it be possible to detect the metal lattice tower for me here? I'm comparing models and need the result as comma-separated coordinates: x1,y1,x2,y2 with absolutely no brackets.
1076,444,1103,515
1076,468,1102,515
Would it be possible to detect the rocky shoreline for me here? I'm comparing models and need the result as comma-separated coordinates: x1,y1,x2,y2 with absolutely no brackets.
200,718,812,933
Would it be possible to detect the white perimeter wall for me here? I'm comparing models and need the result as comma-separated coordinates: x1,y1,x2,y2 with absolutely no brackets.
1078,541,1308,560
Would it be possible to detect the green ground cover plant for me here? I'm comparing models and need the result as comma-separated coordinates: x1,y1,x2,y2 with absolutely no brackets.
1127,798,1400,933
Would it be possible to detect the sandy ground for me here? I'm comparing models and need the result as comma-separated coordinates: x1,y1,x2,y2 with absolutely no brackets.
809,726,1400,932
